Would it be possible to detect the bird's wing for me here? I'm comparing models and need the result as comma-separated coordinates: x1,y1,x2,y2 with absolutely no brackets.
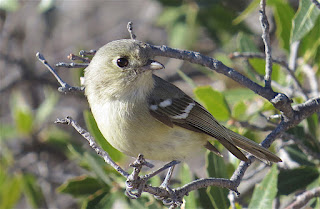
148,75,248,161
148,75,281,163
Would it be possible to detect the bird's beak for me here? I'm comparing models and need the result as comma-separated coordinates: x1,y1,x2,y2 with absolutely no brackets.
141,60,165,72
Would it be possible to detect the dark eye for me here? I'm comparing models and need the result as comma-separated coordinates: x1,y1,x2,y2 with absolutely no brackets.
116,57,129,68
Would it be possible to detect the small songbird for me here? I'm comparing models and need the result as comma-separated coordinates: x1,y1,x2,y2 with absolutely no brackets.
84,39,281,163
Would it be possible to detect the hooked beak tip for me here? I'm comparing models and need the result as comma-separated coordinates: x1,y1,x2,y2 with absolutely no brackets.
143,60,165,71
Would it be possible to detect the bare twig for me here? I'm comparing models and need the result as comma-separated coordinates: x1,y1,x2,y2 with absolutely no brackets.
228,191,237,209
79,49,96,57
38,21,320,208
282,133,320,161
242,163,268,181
259,0,273,89
236,121,275,132
300,61,319,98
149,44,294,120
127,21,136,40
288,41,300,72
285,187,320,209
67,53,91,63
36,52,84,93
55,116,129,177
231,52,307,99
144,161,180,181
55,62,89,68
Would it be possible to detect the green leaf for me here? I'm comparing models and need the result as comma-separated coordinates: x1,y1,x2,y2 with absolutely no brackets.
84,110,123,162
194,86,230,121
206,151,229,209
307,175,320,190
278,166,319,195
176,69,197,88
82,190,117,209
180,164,197,209
198,187,215,209
0,124,17,141
58,175,105,197
249,59,285,85
42,127,72,154
37,0,55,13
307,113,319,140
157,7,184,28
14,108,34,136
232,101,247,120
237,32,259,52
248,165,278,209
35,89,59,125
84,152,112,185
169,22,190,49
290,0,320,43
0,174,23,209
0,0,19,11
285,145,315,166
224,88,256,105
11,92,34,136
22,174,45,209
269,0,294,52
233,0,260,25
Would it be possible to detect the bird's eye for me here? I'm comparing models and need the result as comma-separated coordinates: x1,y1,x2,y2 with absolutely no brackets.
116,57,129,68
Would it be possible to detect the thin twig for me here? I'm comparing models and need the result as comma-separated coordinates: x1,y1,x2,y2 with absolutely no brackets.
282,133,320,161
67,53,91,63
36,52,85,93
288,41,300,72
55,116,129,177
285,187,320,209
39,22,320,207
236,121,275,132
79,49,96,56
148,45,294,119
55,62,89,68
144,161,180,180
231,52,307,99
300,60,319,98
242,163,268,181
127,21,136,40
228,191,237,209
259,0,273,89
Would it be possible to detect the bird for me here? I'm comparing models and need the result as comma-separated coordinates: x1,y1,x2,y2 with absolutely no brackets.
84,39,281,164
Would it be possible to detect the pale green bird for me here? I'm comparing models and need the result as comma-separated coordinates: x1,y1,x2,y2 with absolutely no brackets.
84,39,281,163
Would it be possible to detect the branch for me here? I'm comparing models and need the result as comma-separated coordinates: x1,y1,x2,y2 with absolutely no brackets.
259,0,273,89
127,21,137,40
36,52,85,93
285,187,320,209
68,53,91,63
38,22,320,208
55,116,129,177
55,62,89,68
300,61,319,98
230,52,307,100
282,132,320,161
148,44,294,120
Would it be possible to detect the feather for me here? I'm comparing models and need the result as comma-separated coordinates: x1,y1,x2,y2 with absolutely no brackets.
148,75,281,163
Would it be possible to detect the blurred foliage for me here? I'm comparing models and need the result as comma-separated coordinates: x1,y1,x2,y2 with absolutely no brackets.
1,0,320,208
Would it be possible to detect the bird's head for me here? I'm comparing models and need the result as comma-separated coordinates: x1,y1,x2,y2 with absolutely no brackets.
84,39,164,101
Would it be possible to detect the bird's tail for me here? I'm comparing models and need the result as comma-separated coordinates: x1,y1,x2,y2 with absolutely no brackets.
227,129,282,163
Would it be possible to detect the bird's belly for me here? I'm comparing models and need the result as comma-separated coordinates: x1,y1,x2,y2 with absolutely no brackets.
90,102,207,161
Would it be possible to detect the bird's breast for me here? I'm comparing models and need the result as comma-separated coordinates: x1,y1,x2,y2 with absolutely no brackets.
89,99,207,161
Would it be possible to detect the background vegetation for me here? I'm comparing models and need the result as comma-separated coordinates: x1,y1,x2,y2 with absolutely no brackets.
0,0,319,208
